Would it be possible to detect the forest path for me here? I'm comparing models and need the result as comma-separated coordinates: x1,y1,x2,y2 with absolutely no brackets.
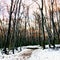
18,49,34,60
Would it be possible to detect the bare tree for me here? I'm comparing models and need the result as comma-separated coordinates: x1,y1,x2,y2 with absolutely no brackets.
40,0,45,49
3,0,14,54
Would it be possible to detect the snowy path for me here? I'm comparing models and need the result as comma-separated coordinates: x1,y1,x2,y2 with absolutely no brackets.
19,49,33,60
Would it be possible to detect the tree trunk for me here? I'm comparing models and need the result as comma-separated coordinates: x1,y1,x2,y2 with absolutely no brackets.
41,0,45,49
3,0,13,54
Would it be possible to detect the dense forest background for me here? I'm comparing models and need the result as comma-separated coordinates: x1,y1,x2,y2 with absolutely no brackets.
0,0,60,54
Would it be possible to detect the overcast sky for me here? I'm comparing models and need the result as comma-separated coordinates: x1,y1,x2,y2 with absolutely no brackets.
0,0,60,20
0,0,38,20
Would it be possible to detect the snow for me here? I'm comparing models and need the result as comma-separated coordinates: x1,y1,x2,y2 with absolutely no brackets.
0,49,32,60
0,45,60,60
23,45,41,49
28,49,60,60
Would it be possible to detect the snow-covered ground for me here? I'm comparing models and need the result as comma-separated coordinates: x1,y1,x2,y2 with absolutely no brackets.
0,49,33,60
0,45,60,60
29,48,60,60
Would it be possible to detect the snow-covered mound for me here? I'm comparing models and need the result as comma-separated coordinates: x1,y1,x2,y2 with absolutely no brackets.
24,45,41,49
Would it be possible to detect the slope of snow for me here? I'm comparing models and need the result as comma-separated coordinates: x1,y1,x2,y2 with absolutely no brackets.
28,48,60,60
